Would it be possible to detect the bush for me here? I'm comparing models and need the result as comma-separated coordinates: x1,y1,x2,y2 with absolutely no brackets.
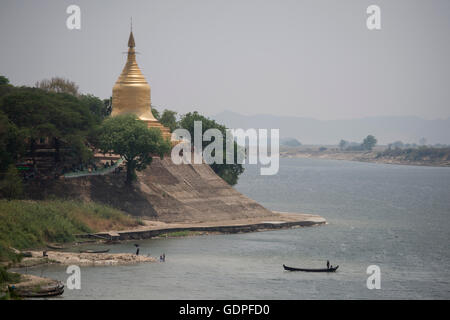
0,200,140,261
0,165,23,200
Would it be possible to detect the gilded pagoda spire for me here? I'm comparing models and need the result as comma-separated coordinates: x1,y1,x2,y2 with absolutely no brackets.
111,26,171,140
111,27,156,121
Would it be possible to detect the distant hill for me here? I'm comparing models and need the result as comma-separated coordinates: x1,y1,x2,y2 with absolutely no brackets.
212,111,450,145
280,137,302,147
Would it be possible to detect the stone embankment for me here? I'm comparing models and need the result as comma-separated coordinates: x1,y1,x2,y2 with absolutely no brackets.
76,212,327,241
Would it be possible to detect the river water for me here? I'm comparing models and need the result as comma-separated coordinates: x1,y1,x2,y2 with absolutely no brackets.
22,158,450,299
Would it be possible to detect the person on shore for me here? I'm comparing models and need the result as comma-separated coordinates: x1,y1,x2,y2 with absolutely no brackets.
135,246,140,256
327,260,330,269
162,253,165,262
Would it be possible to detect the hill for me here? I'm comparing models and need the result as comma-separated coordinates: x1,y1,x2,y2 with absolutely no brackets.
212,111,450,145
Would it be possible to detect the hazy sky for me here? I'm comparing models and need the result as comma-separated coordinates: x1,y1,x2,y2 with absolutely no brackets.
1,0,449,120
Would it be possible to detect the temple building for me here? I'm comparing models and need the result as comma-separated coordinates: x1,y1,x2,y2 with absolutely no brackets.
112,30,171,140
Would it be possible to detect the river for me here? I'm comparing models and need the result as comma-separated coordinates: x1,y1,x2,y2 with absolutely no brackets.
22,158,450,299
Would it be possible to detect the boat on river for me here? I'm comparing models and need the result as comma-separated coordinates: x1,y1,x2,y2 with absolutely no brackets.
283,264,339,272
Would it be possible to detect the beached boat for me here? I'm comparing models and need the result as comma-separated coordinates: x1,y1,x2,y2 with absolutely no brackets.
47,244,65,250
10,282,64,298
283,264,339,272
79,249,110,253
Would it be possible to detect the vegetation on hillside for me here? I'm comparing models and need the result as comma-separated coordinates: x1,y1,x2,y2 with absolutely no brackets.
0,199,140,262
0,76,245,188
151,108,246,185
0,165,23,200
0,76,107,172
0,266,21,297
178,111,245,185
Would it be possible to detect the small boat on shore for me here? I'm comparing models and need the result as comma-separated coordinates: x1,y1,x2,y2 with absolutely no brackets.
10,282,64,298
79,249,110,254
47,244,66,250
283,264,339,272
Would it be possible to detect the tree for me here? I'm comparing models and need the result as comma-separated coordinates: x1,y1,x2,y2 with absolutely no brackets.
35,77,79,96
159,109,178,132
96,114,171,184
178,111,244,185
0,75,9,85
79,94,110,121
0,87,98,164
151,106,160,120
103,97,112,118
362,135,377,151
0,111,25,171
339,139,348,150
0,165,23,200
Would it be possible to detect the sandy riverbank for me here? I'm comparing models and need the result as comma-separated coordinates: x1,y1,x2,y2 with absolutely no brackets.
14,251,156,268
76,212,327,241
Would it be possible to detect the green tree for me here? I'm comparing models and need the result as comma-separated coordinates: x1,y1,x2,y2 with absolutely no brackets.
362,135,377,151
178,111,244,185
0,111,25,171
0,87,97,163
0,75,9,85
151,106,160,120
79,94,110,121
103,97,112,118
96,114,171,184
0,165,23,200
0,76,14,100
159,109,178,132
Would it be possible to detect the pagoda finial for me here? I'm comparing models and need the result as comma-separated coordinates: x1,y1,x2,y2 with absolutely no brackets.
128,19,135,48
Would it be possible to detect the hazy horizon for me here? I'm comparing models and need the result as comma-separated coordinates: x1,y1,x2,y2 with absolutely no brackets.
1,0,449,121
213,110,450,145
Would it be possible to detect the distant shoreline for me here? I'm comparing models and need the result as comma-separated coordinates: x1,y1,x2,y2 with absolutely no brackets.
280,149,450,167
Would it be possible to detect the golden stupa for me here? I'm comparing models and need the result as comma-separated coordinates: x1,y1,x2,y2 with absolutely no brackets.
112,29,171,140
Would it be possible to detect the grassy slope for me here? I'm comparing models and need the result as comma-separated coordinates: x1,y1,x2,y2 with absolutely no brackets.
0,200,140,262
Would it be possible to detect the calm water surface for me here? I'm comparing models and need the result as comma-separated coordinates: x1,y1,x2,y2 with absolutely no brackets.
22,159,450,299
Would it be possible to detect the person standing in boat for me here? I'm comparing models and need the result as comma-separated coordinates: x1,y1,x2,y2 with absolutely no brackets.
327,260,330,269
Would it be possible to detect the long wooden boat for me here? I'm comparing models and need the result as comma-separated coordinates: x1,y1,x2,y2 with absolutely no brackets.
283,264,339,272
11,282,64,298
79,249,110,253
47,244,65,250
